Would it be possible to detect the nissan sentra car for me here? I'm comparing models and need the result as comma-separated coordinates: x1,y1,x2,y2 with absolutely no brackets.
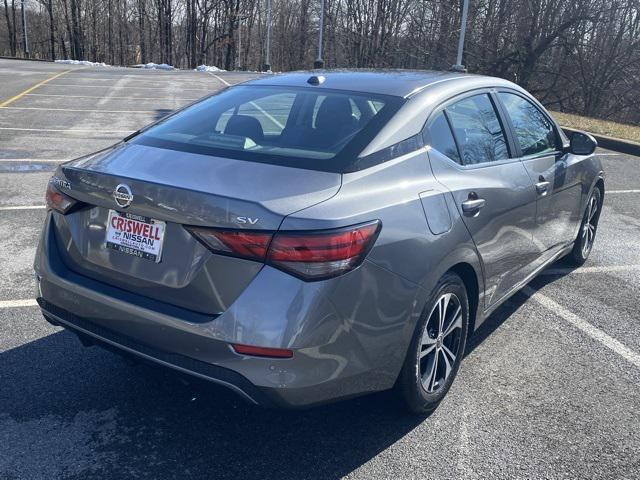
35,71,604,412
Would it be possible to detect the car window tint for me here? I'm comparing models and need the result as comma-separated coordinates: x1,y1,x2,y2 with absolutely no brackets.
236,92,296,136
310,95,360,128
134,85,402,171
499,92,557,156
446,94,509,165
426,111,461,164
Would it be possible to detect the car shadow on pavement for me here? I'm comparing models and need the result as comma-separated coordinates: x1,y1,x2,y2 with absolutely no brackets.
1,263,577,480
0,328,427,480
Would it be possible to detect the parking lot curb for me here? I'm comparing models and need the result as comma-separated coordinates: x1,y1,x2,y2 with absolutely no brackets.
562,127,640,157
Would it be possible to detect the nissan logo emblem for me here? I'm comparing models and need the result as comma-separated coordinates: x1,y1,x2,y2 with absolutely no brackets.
113,184,133,208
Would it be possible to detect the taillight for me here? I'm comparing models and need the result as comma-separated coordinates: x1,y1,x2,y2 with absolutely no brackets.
268,221,381,280
186,220,381,281
188,228,272,262
45,182,77,214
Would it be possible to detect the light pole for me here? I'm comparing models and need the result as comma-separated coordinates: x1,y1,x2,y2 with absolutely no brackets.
263,0,272,72
451,0,469,72
21,0,30,58
236,15,248,70
314,0,325,69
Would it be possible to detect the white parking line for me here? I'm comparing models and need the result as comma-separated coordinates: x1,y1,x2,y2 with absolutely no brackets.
0,299,38,308
26,93,199,101
1,106,160,114
250,101,285,129
0,158,67,163
204,73,283,129
207,72,231,86
522,286,640,369
44,84,213,92
541,265,640,276
0,205,46,211
61,77,207,84
607,189,640,194
0,127,133,134
596,153,623,156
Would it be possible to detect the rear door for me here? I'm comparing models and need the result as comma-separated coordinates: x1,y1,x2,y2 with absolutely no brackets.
496,90,583,259
425,92,538,309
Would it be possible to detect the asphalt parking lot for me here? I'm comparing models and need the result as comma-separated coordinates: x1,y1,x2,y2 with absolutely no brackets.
1,59,639,479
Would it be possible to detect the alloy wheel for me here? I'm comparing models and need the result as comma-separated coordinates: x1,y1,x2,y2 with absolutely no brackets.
581,194,599,257
419,293,463,393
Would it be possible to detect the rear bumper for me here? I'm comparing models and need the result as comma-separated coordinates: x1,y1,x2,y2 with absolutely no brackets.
38,298,274,406
35,213,423,408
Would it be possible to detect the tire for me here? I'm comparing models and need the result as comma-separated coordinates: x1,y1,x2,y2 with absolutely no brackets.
566,187,602,267
396,272,469,414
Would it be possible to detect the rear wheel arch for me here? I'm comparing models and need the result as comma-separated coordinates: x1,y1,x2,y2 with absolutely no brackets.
595,177,605,198
448,262,480,334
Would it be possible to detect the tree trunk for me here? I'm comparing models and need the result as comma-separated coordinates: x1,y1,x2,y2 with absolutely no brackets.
3,0,16,57
47,0,55,60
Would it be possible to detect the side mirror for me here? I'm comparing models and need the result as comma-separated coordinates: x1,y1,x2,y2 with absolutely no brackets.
569,131,597,155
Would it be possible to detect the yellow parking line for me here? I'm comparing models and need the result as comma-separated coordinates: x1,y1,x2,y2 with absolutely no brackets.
0,69,74,107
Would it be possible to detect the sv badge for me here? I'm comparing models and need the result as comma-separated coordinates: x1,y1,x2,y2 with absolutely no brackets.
236,216,259,225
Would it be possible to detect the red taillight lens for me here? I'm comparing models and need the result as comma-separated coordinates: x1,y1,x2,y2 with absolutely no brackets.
231,343,293,358
186,220,381,281
187,227,272,262
268,221,381,280
45,182,77,214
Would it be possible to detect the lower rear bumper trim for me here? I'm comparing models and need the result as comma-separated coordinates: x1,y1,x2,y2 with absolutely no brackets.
37,298,273,407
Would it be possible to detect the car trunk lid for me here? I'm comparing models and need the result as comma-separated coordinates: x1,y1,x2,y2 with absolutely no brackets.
51,144,341,314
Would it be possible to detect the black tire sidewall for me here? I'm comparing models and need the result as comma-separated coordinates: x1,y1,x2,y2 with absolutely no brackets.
570,187,602,264
398,272,469,413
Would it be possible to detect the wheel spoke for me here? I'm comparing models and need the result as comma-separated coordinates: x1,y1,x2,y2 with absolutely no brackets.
440,347,454,379
438,294,451,335
420,342,437,359
443,306,462,338
422,353,438,392
421,328,436,347
588,198,597,221
428,350,439,391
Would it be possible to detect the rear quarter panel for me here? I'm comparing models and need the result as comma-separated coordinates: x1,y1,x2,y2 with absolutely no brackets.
279,149,484,380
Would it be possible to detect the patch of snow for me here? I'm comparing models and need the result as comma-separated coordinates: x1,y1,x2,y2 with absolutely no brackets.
135,63,175,70
195,64,226,72
55,59,109,67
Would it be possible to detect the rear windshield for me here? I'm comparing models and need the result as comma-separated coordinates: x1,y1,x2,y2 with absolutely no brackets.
131,85,404,172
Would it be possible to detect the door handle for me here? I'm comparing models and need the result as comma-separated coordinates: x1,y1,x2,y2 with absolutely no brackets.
461,197,486,215
535,176,551,196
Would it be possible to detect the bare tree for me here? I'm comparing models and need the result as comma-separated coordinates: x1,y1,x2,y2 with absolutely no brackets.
1,0,639,125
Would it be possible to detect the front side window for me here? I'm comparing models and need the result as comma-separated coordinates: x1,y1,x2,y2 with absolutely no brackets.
499,92,557,156
446,94,509,165
132,85,403,172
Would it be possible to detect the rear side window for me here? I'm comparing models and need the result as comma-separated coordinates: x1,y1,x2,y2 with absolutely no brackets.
446,94,509,165
132,85,404,172
499,92,557,156
426,112,461,164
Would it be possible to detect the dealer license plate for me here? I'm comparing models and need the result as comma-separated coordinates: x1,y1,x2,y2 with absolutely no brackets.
105,210,166,263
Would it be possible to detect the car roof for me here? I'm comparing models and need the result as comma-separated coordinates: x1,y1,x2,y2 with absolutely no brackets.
240,69,515,98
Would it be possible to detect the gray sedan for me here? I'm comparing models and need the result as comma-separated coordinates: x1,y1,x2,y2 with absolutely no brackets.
35,71,604,412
